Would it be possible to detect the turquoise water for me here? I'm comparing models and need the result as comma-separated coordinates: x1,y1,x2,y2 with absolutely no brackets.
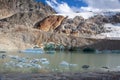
1,51,120,72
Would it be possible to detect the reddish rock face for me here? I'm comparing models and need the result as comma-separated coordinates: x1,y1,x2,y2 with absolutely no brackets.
36,15,65,32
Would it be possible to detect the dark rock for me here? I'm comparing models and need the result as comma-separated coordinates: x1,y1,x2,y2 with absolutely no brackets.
0,51,6,53
83,47,96,53
82,65,90,69
2,54,6,59
102,66,109,69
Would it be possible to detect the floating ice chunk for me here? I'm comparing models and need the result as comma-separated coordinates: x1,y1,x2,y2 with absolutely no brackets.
40,58,48,62
30,59,40,63
17,58,27,63
31,63,42,69
69,64,78,67
24,63,33,68
60,61,69,66
8,55,19,59
41,60,49,65
16,63,23,68
40,58,49,65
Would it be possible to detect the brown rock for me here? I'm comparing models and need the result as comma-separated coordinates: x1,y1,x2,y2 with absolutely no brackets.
71,30,79,37
62,29,72,36
35,15,65,32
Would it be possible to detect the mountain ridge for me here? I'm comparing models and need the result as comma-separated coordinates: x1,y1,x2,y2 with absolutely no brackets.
0,0,120,50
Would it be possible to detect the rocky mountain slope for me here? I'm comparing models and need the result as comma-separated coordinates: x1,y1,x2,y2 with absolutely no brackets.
0,0,120,50
0,0,56,50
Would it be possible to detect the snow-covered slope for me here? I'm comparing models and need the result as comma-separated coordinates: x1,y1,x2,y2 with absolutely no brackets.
100,23,120,38
55,9,120,39
55,12,97,19
55,10,120,19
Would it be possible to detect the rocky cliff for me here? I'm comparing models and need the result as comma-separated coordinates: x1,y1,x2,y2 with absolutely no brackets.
0,0,55,18
0,0,56,50
0,0,56,28
0,0,120,50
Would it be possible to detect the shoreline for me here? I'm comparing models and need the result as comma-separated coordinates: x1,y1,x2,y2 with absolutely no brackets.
0,71,120,80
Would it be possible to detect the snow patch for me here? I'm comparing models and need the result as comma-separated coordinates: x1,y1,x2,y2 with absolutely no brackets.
55,12,96,19
100,23,120,38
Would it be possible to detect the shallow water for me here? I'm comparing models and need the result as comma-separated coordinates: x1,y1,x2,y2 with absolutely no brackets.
1,51,120,72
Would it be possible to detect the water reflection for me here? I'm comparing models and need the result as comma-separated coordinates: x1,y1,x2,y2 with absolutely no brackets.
1,51,120,72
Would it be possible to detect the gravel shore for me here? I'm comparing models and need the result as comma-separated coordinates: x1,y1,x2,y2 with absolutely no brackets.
0,72,120,80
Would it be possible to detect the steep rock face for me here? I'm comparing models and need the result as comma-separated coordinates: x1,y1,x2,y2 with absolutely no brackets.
0,12,46,28
35,15,65,32
0,0,14,18
0,0,55,18
0,0,57,34
0,0,56,30
0,0,60,50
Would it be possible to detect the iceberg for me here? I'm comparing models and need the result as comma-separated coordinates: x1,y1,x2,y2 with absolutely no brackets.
20,48,44,54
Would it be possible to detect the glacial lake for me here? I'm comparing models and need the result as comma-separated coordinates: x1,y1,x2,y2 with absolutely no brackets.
1,51,120,73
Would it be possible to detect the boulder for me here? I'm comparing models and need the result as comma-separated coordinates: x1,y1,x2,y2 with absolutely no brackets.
35,15,65,32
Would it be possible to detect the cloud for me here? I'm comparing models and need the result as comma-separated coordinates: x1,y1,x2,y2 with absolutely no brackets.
46,0,120,14
83,0,120,9
46,0,74,13
71,6,82,12
46,0,96,19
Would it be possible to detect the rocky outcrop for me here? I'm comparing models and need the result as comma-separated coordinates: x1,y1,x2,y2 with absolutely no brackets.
57,13,120,37
56,15,105,36
50,16,84,37
77,19,105,35
34,15,65,32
